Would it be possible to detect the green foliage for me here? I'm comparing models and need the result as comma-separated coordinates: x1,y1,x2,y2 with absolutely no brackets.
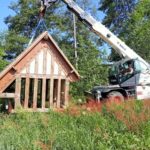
69,24,108,97
99,0,137,34
120,0,150,61
99,0,150,62
0,32,9,71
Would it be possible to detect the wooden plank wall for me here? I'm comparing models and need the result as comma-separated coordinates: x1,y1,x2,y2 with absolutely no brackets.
14,48,70,110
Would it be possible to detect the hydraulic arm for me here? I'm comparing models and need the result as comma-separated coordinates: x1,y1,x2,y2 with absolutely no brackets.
40,0,149,67
39,0,150,101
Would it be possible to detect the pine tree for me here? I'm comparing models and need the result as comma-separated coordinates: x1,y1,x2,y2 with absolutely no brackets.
0,32,9,71
120,0,150,61
99,0,137,34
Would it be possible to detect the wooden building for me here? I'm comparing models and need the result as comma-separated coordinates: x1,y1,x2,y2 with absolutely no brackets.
0,31,80,112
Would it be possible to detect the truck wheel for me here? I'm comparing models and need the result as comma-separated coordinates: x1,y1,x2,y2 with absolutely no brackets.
107,91,124,103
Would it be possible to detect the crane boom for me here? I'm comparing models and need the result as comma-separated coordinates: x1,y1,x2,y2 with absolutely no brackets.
42,0,149,67
39,0,150,101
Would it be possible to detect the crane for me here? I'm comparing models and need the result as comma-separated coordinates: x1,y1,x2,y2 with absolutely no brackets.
39,0,150,101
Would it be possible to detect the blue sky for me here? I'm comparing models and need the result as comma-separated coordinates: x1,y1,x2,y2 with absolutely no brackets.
0,0,16,31
0,0,104,31
0,1,110,54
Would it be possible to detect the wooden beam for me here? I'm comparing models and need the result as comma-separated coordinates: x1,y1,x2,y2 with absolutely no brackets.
56,65,62,108
42,78,46,109
43,48,47,75
49,78,54,108
15,76,21,109
49,52,54,108
51,51,54,76
33,55,38,109
35,55,39,73
0,93,15,98
20,74,66,79
24,66,30,108
57,78,61,108
33,78,38,109
42,49,47,109
60,79,65,106
24,77,30,108
64,80,70,107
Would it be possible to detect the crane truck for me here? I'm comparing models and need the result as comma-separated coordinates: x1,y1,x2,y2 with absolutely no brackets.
40,0,150,101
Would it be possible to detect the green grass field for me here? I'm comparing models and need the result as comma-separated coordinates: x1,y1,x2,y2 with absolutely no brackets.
0,100,150,150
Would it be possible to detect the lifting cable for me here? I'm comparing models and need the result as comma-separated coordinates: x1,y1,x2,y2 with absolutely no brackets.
28,0,58,47
28,18,48,46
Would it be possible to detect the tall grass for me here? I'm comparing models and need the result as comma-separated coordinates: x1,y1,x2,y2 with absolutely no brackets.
0,100,150,149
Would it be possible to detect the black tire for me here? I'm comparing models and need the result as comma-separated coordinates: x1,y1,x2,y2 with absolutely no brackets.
107,91,124,102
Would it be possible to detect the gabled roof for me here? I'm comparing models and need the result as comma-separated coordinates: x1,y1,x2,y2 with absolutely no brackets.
0,31,80,92
0,31,80,78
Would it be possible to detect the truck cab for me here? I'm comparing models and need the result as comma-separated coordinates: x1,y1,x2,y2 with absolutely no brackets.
92,58,150,101
109,59,149,85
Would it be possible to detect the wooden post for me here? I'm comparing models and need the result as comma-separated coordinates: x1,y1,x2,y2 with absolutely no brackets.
64,80,70,107
24,77,30,108
42,78,46,109
33,55,38,109
15,76,21,109
33,78,38,109
57,78,61,108
49,78,54,108
42,49,47,109
49,52,54,108
24,66,30,109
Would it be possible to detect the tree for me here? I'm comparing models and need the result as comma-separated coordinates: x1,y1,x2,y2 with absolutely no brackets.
120,0,150,61
55,0,108,97
99,0,137,34
3,0,108,98
0,32,9,71
4,0,60,58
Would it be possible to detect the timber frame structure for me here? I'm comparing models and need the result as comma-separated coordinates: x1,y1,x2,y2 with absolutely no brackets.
0,31,80,112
